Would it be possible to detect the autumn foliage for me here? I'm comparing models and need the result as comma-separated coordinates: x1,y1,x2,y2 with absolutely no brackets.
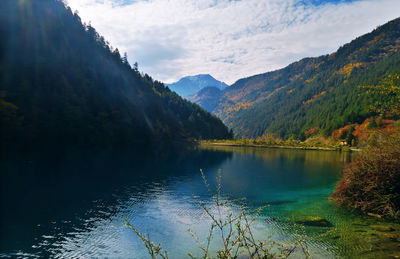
331,133,400,219
304,127,320,137
331,117,398,144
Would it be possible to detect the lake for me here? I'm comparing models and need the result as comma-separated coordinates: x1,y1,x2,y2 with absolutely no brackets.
1,146,399,258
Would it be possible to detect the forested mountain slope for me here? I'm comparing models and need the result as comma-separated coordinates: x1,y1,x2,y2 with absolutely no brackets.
187,86,223,113
193,18,400,139
0,0,231,150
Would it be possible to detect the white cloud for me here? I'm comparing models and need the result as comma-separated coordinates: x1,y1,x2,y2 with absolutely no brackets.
66,0,400,84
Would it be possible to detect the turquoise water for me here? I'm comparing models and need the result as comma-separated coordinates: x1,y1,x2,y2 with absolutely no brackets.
1,147,399,258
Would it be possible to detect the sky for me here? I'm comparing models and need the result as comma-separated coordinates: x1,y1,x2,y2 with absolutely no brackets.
66,0,400,85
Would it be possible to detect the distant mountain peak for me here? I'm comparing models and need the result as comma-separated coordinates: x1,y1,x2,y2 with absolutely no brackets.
166,74,228,97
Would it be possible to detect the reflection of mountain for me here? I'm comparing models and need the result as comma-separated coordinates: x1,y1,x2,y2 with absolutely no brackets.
0,0,231,150
190,18,400,139
166,74,228,97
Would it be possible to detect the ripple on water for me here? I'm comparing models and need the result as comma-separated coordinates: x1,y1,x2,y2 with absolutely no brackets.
4,147,399,258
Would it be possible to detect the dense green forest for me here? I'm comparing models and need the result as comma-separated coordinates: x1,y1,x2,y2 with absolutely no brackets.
192,18,400,139
0,0,232,150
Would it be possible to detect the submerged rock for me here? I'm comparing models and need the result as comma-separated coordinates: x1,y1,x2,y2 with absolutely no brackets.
368,212,383,219
295,216,333,227
371,225,395,232
376,232,400,242
352,221,369,227
354,229,367,232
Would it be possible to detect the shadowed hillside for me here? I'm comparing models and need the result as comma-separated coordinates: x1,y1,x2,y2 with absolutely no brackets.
0,0,232,150
187,86,223,112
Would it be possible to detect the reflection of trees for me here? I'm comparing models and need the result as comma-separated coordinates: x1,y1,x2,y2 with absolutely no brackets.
200,145,352,167
0,148,233,252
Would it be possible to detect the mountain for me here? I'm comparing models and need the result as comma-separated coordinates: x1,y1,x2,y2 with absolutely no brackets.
187,87,222,112
0,0,232,151
166,74,228,97
191,18,400,139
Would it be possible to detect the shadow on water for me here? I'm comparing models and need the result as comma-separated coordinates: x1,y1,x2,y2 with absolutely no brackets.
0,147,232,256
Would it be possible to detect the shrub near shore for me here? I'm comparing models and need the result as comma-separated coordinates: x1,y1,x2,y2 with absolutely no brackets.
331,132,400,219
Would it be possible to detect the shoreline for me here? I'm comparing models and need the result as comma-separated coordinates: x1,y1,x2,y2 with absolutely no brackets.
199,141,361,152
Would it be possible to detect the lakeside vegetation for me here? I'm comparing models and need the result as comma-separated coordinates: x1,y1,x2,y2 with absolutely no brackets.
331,132,400,219
201,114,400,152
329,72,400,219
200,138,350,151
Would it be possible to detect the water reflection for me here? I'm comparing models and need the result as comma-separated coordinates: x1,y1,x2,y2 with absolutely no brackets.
2,146,387,258
0,148,232,257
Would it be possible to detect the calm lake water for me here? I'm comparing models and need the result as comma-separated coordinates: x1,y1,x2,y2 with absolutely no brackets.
1,146,399,258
